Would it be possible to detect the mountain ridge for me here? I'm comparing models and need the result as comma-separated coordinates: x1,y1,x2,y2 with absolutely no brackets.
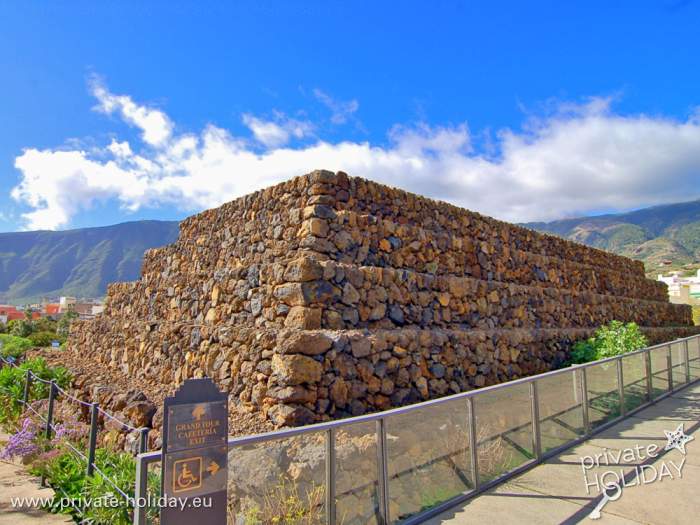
0,220,180,304
1,198,699,304
524,198,700,275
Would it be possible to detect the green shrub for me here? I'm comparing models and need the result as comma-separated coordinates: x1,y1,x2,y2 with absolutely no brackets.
57,311,78,338
28,331,59,348
28,445,160,524
569,339,597,364
0,357,71,425
33,317,58,334
0,334,33,358
8,319,34,338
569,321,648,364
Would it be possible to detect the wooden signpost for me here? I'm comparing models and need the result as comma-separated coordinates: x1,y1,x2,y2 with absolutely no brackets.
161,378,228,524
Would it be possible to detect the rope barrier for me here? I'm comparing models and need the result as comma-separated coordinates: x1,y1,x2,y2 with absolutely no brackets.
62,439,89,463
22,403,48,423
90,463,132,501
54,383,93,408
0,349,140,515
96,406,141,433
27,370,53,384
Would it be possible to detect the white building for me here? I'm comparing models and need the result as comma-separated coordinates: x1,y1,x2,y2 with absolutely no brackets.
58,296,77,313
658,270,700,305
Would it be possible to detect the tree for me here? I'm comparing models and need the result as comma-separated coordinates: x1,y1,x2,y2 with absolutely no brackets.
569,321,648,364
9,319,33,338
57,311,79,338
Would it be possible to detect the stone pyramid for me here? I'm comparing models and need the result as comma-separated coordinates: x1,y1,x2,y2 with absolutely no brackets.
68,170,698,426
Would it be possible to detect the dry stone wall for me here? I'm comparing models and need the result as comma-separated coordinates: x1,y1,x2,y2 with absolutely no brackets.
67,170,699,428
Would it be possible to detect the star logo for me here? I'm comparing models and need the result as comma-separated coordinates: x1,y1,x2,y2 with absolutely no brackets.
664,423,694,455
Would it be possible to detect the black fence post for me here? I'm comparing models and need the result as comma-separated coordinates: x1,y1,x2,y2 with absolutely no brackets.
22,370,32,406
87,403,99,476
139,427,150,454
41,381,57,487
45,381,57,440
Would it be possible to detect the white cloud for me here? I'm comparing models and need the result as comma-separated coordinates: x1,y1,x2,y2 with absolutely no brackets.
91,78,173,146
313,89,359,124
242,112,313,148
10,83,700,231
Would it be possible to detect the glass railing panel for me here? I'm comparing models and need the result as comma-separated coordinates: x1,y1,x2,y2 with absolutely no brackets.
335,421,381,525
474,382,534,483
586,361,621,429
228,432,326,524
622,352,648,412
689,337,700,380
670,341,687,388
650,346,670,398
536,371,584,454
386,398,472,522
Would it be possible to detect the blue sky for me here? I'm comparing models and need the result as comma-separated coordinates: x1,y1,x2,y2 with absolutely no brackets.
1,1,700,232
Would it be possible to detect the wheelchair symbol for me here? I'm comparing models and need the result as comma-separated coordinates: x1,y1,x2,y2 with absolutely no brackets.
172,457,202,493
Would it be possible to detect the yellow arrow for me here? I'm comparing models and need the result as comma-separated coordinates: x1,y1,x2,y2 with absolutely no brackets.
206,460,220,476
192,404,206,421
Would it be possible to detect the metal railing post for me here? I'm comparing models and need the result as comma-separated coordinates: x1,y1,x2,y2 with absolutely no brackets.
580,367,590,435
325,428,336,525
684,339,691,384
617,358,625,417
86,403,99,476
139,428,150,454
466,397,479,490
529,381,542,460
375,418,390,525
45,381,56,441
133,454,149,525
22,369,32,406
667,345,673,391
645,350,653,401
41,381,57,487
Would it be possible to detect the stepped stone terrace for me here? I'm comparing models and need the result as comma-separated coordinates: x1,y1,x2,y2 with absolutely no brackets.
67,170,700,427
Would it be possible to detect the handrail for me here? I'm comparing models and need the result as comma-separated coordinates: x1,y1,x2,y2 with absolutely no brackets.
135,333,699,456
134,332,700,525
222,334,699,447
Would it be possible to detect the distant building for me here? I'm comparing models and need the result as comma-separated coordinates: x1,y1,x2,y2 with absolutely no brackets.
658,270,700,306
59,296,77,313
43,303,61,317
57,297,104,320
0,305,25,323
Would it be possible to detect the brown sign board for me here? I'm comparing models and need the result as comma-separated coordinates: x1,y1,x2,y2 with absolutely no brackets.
161,378,228,524
166,400,227,452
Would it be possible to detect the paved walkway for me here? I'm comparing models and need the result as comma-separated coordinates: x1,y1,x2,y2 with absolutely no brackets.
0,434,71,524
426,382,700,525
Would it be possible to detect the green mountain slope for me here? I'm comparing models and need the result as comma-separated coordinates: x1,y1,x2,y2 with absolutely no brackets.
0,221,179,304
525,199,700,276
2,199,699,304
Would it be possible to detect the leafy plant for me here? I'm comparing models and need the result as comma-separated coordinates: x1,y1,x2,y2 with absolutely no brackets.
34,448,87,514
8,318,34,338
569,321,648,364
28,331,59,348
0,333,33,358
0,357,71,425
57,311,79,338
